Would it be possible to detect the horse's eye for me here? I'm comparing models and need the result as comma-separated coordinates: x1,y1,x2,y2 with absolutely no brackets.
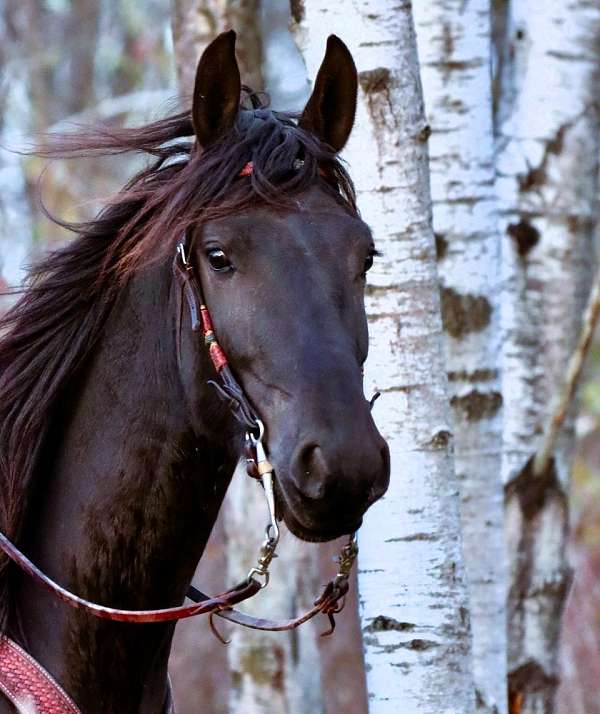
363,253,374,274
207,249,232,272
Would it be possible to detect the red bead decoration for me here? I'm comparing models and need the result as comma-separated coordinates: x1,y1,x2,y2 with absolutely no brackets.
209,343,228,372
199,304,214,335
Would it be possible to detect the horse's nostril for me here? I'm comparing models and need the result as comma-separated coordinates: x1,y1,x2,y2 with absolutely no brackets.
296,444,328,499
294,438,389,504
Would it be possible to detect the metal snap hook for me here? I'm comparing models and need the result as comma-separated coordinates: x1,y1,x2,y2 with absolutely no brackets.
247,418,265,445
245,418,281,587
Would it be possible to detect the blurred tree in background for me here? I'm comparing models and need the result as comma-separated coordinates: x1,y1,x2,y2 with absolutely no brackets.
0,0,174,262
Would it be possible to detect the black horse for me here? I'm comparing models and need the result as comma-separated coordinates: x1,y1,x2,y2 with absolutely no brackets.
0,31,389,713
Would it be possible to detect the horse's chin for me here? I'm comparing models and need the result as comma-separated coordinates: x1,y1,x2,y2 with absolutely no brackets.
274,481,362,543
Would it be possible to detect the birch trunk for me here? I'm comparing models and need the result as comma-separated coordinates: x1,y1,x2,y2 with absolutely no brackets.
412,3,507,712
170,6,323,712
292,3,475,712
495,2,600,711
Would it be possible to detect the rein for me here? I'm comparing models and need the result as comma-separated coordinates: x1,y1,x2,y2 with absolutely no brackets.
0,185,359,639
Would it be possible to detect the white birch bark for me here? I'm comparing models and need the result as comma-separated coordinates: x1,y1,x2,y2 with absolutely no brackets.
292,3,475,712
495,2,600,711
170,6,324,712
412,3,507,712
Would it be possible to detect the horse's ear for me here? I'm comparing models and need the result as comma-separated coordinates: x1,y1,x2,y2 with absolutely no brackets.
192,30,241,148
299,35,358,152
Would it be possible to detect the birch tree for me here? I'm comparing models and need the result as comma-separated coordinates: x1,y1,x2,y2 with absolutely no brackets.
495,2,600,711
412,3,507,712
171,5,323,712
292,3,475,712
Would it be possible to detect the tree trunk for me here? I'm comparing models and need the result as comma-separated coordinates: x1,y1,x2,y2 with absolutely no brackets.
495,1,600,711
170,5,324,712
171,0,262,92
292,3,475,713
412,3,507,712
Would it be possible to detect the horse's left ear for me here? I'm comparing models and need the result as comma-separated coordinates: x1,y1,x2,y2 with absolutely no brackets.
299,35,358,152
192,30,241,148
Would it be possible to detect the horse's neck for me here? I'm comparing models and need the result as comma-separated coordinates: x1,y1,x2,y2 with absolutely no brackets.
12,265,236,714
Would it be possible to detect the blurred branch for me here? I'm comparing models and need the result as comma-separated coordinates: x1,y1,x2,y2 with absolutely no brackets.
534,270,600,477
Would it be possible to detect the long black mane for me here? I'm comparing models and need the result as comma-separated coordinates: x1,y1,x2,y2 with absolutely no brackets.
0,92,356,628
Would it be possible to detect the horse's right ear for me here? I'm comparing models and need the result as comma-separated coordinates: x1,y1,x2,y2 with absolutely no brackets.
192,30,241,148
299,35,358,152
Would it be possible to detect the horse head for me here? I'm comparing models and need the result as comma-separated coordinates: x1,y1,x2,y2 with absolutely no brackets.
180,31,390,543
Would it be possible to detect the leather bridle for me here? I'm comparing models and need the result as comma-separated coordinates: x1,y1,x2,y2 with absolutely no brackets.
0,216,360,639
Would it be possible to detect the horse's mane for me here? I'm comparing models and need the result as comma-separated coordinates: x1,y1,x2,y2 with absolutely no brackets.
0,90,356,629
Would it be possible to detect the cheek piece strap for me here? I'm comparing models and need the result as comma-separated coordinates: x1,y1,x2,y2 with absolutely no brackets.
173,237,259,433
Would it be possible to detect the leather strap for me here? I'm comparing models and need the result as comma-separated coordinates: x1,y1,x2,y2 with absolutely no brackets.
0,530,261,623
190,578,349,635
0,529,350,633
172,240,259,430
0,635,81,713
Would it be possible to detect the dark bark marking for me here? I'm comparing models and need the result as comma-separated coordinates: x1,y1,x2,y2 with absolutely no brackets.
417,124,431,142
427,428,452,448
430,56,486,85
440,287,492,338
364,616,415,633
290,0,305,24
567,214,594,234
435,233,448,260
508,660,558,714
504,456,567,521
358,67,391,94
358,68,398,139
507,219,540,257
385,532,440,543
407,639,437,651
450,390,502,421
442,23,454,57
447,368,498,383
